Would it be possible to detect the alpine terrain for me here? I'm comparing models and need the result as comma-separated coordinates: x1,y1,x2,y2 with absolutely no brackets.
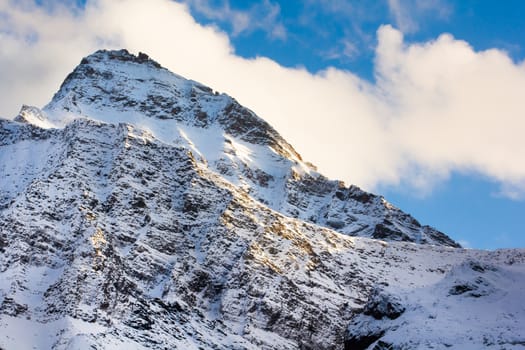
0,49,524,349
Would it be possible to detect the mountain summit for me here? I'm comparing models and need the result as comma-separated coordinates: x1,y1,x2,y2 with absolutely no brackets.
0,50,523,349
44,49,458,247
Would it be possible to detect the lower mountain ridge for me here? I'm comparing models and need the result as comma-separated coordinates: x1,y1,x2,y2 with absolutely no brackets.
0,50,524,349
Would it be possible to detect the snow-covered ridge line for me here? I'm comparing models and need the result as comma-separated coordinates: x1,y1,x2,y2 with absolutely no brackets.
15,49,459,247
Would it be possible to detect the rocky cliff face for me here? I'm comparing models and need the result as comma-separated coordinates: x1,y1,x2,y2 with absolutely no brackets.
44,49,459,248
0,50,523,350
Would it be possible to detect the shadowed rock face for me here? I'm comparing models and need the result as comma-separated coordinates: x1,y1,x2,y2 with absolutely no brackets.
362,289,406,320
5,50,521,350
344,289,405,350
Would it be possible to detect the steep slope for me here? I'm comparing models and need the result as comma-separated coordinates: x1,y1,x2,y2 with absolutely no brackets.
42,49,459,247
346,259,525,349
1,50,523,350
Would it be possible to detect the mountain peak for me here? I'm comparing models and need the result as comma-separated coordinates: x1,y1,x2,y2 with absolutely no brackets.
44,49,303,161
40,49,458,247
13,105,53,129
80,49,163,69
46,48,188,118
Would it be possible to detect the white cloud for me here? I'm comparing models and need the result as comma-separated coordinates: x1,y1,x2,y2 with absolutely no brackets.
1,0,525,198
375,26,525,194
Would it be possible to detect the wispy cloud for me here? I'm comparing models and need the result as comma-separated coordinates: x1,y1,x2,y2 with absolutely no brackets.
300,0,380,64
304,0,355,17
180,0,286,40
321,39,359,62
387,0,452,33
1,1,525,200
415,0,453,19
494,182,525,201
387,0,418,33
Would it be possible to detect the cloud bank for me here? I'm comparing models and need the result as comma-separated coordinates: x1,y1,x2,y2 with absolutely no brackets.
1,0,525,198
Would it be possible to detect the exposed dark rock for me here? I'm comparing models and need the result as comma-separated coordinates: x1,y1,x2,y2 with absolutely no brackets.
372,224,411,242
132,197,147,209
425,226,462,248
327,219,345,230
344,289,406,350
345,329,385,350
363,289,405,320
0,235,6,253
372,340,399,350
348,186,375,204
0,298,28,317
218,101,301,160
449,283,478,296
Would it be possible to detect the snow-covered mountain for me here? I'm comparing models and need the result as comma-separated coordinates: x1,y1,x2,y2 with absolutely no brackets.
42,49,458,247
0,49,524,349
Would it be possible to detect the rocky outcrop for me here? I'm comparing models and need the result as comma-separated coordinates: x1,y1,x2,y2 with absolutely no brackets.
344,289,406,350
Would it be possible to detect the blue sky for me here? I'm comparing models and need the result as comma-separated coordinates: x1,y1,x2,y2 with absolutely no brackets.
1,0,525,249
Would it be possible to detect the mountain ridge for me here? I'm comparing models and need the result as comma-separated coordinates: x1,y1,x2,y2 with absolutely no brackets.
1,49,523,350
32,48,459,247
